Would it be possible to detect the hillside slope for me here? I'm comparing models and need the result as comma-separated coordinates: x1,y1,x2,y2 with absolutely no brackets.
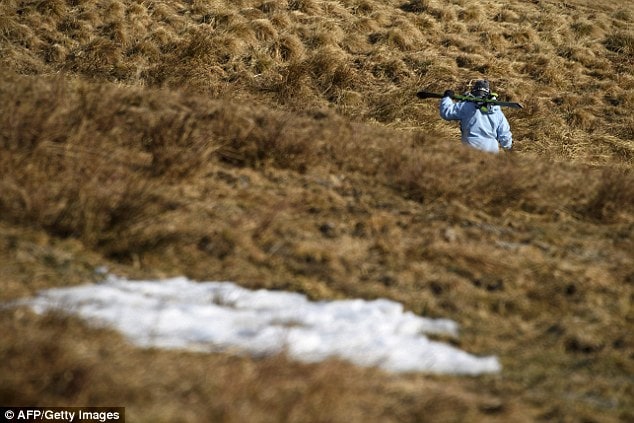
1,0,632,421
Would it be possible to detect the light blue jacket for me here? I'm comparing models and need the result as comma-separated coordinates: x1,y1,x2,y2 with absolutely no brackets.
439,97,513,153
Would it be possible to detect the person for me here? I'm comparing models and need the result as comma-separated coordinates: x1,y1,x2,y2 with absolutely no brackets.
439,80,512,153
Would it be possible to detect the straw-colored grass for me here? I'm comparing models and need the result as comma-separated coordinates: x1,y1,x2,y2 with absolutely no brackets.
1,0,633,421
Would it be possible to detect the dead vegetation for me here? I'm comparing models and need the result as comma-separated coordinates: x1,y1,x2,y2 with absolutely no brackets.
0,0,632,421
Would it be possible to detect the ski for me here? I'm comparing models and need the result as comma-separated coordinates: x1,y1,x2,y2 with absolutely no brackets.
416,90,523,109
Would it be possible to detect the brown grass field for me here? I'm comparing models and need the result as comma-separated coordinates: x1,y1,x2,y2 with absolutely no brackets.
1,0,633,421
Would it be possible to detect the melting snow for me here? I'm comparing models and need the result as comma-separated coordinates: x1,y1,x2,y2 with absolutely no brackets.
19,276,500,375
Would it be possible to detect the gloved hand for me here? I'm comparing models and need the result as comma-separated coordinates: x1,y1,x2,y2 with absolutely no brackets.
443,90,454,98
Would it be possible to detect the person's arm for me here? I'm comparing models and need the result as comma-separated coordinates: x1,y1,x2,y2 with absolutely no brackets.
496,112,512,150
439,91,462,120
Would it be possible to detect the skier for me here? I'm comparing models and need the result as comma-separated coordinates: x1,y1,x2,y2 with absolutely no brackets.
439,80,513,154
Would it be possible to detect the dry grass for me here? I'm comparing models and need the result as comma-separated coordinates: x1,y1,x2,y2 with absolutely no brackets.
1,0,633,421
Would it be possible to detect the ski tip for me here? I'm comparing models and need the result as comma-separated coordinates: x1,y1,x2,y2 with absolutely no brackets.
416,91,442,100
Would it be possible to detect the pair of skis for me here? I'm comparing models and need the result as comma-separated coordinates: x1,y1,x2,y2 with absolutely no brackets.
416,90,524,109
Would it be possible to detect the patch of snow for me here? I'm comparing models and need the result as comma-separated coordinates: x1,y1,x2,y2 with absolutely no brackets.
19,276,501,375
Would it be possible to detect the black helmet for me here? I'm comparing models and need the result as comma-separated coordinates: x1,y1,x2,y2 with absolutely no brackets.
471,80,490,98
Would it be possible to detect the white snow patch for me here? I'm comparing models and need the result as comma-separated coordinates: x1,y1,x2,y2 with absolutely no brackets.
18,276,501,375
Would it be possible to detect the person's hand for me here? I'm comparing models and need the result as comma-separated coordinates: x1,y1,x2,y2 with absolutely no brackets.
443,90,454,98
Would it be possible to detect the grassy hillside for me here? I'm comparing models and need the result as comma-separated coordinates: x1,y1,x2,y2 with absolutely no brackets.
1,0,632,421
